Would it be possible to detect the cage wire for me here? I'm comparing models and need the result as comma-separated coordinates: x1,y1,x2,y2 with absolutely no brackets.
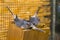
0,0,51,40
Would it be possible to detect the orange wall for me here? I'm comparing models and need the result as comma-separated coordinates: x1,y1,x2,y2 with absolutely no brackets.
0,0,50,40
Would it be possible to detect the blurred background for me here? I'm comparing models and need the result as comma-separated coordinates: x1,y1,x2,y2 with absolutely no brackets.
0,0,51,40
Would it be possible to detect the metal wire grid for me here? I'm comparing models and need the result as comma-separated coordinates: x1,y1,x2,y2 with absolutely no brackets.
0,0,50,40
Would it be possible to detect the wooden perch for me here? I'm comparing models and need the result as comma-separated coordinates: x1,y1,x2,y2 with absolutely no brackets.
7,23,50,40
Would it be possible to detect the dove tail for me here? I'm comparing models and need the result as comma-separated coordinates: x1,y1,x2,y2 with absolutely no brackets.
6,6,17,19
6,6,14,16
35,6,41,14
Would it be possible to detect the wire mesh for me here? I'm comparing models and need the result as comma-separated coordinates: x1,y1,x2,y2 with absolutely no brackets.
0,0,50,40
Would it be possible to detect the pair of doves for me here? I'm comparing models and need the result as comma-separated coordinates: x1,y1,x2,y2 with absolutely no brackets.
6,6,46,33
